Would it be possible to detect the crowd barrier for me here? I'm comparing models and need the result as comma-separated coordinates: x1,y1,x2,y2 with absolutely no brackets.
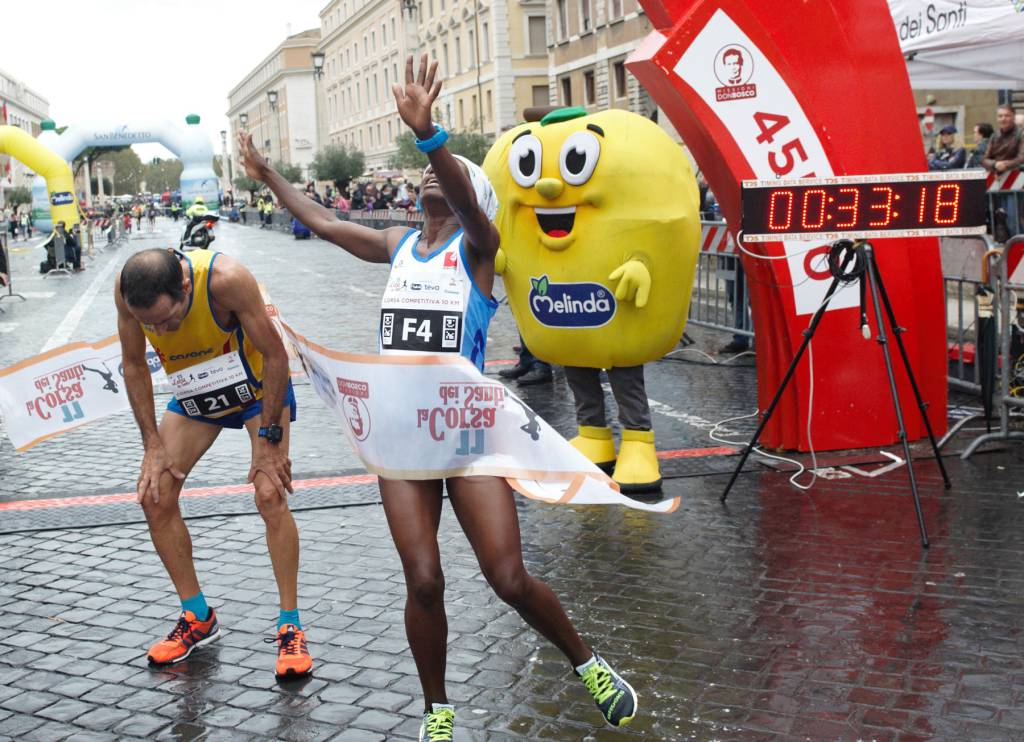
688,221,752,339
960,235,1024,458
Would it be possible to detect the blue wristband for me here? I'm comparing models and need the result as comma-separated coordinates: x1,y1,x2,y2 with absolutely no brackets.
415,125,449,153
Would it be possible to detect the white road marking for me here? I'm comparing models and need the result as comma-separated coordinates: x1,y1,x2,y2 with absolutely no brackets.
40,254,123,353
0,322,18,333
347,285,376,297
18,292,56,299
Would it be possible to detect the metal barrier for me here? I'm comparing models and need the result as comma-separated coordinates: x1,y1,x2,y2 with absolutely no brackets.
962,236,1024,458
688,221,753,338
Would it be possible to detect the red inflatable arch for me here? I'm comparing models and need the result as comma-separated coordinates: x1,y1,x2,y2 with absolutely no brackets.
627,0,947,451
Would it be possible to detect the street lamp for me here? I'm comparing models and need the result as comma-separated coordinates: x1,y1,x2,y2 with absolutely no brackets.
267,90,281,166
311,51,326,176
219,130,232,201
239,112,249,128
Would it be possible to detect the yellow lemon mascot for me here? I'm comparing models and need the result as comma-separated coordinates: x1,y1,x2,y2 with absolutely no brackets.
483,107,700,492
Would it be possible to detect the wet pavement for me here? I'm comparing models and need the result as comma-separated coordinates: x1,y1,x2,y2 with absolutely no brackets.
2,217,1024,740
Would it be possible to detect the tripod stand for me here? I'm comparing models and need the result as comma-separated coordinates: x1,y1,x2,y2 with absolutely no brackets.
721,240,951,548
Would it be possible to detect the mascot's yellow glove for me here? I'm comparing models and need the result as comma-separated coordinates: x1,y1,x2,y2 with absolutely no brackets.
609,256,652,308
494,247,507,276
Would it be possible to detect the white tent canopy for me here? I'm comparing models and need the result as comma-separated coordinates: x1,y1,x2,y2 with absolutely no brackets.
890,0,1024,89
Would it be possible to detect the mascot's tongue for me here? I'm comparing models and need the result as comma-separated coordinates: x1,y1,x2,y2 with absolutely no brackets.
547,228,569,238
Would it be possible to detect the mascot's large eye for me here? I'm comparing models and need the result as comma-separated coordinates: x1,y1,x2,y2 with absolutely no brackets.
559,131,601,186
508,134,543,187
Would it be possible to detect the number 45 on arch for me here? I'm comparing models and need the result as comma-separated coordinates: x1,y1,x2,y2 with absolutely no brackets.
740,170,988,242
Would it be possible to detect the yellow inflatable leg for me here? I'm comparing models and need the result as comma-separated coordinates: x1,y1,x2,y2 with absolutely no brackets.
613,429,662,493
570,425,616,473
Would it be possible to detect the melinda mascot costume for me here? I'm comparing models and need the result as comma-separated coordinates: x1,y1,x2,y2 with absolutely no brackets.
483,107,701,492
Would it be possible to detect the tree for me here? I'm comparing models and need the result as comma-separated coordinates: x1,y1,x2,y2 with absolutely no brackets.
311,144,365,190
96,148,144,195
275,161,304,184
6,187,31,207
234,175,262,199
142,158,183,193
389,129,493,169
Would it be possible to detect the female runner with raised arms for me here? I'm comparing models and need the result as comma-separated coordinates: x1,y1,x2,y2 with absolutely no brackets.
239,54,637,742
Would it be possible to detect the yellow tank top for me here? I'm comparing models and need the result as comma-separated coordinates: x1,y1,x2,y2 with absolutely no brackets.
142,250,265,418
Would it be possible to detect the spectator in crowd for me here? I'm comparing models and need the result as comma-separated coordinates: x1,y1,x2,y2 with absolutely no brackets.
6,208,16,240
350,184,365,210
261,197,275,227
334,190,350,211
982,105,1024,236
928,125,966,170
982,106,1024,175
966,122,994,169
0,225,8,286
19,210,31,240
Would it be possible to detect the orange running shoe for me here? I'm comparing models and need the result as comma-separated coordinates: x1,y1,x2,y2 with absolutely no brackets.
147,609,220,665
268,624,313,679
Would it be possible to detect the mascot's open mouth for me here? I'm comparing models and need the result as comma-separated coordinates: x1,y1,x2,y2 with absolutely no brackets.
535,207,576,238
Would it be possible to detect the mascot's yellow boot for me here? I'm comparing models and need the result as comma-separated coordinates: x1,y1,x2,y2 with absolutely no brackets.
570,426,616,473
614,429,662,493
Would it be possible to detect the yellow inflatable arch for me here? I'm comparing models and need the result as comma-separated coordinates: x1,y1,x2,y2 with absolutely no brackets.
0,125,79,229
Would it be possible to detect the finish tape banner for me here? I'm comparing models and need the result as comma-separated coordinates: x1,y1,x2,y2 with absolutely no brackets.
0,336,167,451
0,321,677,513
280,321,677,513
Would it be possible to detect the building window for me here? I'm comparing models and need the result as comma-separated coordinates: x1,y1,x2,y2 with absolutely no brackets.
471,94,477,124
580,0,592,33
560,76,572,106
381,23,386,45
609,0,623,20
391,17,396,40
356,81,361,107
532,85,548,107
528,16,546,54
487,89,493,119
483,23,490,60
440,0,444,10
387,120,392,140
373,74,378,103
556,0,568,40
468,29,476,65
455,36,462,71
443,43,449,76
364,36,368,55
584,70,596,104
377,124,381,146
613,60,627,98
372,31,376,51
459,98,465,128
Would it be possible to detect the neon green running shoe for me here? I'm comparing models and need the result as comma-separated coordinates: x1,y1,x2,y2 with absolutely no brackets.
418,703,455,741
577,654,638,727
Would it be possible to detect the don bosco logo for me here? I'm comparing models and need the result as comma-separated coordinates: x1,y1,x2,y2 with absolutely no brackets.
528,275,616,328
714,44,757,102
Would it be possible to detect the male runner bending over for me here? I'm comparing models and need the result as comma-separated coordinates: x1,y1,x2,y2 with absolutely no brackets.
241,54,637,741
115,247,313,679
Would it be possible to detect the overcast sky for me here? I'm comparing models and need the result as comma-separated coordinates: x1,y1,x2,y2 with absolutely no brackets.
2,0,324,161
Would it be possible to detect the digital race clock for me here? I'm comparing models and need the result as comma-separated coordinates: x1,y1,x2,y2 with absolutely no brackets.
740,171,987,242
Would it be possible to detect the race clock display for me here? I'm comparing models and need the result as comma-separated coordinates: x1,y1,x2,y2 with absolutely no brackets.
740,171,987,241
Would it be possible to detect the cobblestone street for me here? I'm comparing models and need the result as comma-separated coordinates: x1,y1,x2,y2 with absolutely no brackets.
3,219,1024,740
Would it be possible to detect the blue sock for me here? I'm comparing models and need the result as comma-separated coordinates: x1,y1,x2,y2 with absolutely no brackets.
278,608,301,630
181,592,210,621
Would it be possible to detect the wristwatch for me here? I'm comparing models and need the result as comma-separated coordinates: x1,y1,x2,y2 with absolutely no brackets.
258,424,284,444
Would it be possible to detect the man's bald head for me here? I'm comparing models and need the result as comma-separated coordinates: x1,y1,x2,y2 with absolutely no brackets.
120,249,186,309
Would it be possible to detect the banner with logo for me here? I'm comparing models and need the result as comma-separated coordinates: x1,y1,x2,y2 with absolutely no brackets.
0,319,678,512
889,0,1024,54
0,336,167,451
280,321,678,513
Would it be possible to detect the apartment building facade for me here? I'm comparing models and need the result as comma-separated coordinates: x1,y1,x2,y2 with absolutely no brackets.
227,29,321,180
0,68,50,206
